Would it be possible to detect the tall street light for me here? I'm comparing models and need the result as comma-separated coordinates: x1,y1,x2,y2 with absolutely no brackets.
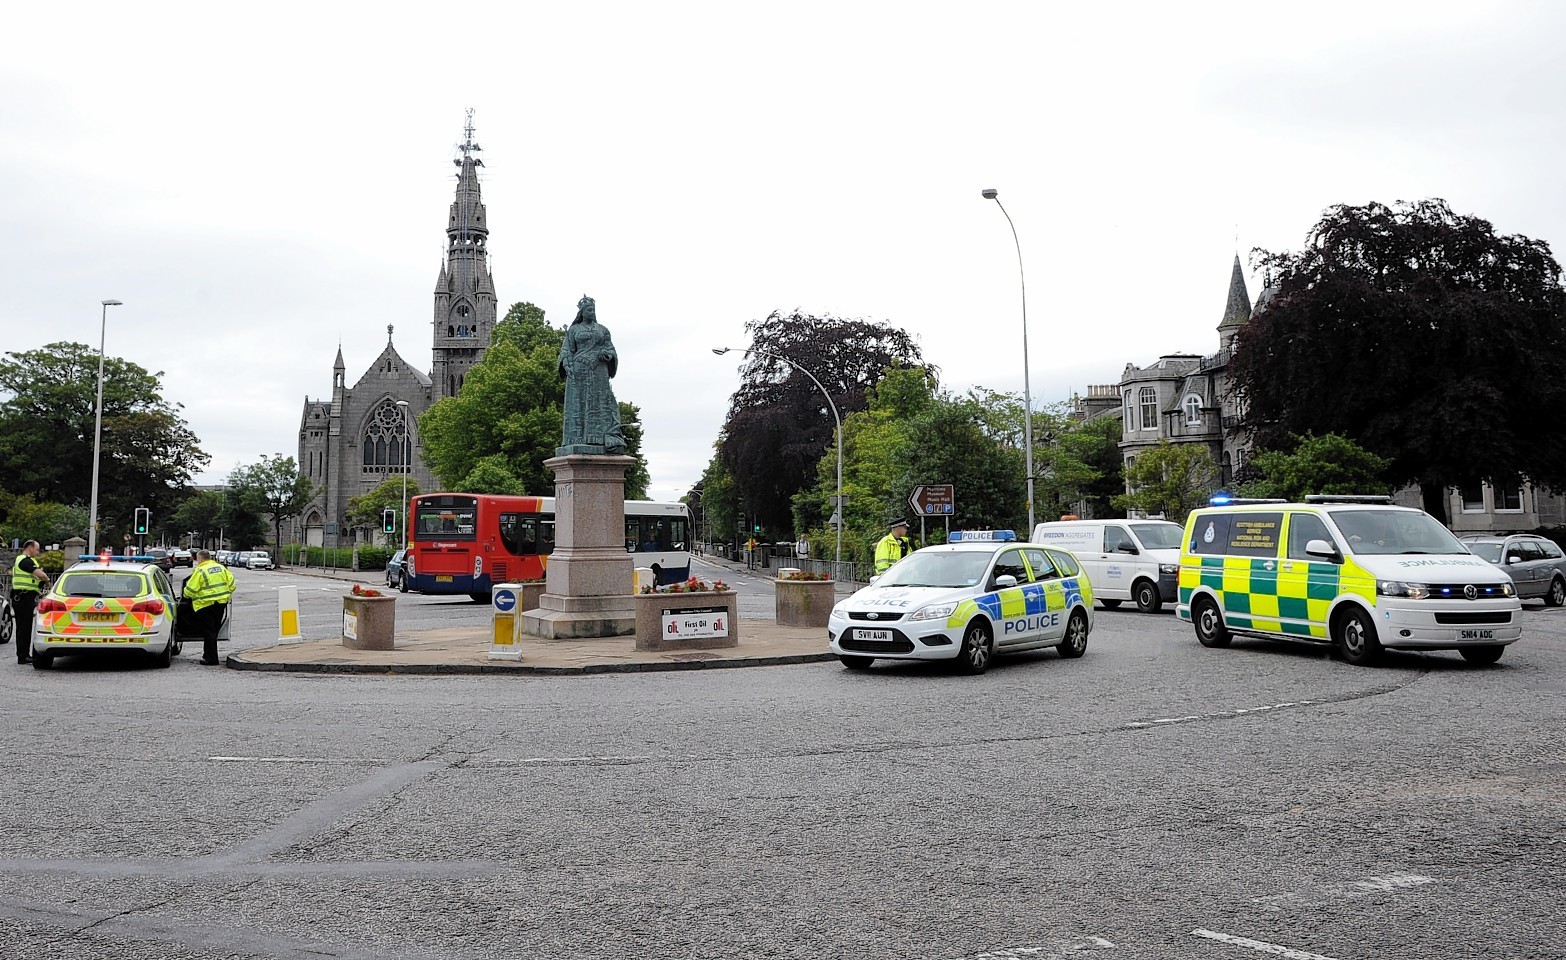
712,346,843,569
395,400,411,547
87,299,124,555
981,188,1035,534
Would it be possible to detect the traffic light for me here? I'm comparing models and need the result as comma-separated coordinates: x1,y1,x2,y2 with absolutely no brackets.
133,507,151,535
753,524,761,532
382,508,396,534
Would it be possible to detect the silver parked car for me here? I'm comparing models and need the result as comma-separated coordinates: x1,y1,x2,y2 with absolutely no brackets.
1461,534,1566,606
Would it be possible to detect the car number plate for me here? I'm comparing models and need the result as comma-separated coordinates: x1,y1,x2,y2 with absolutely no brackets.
1461,629,1496,640
77,612,117,623
436,575,453,582
855,628,893,642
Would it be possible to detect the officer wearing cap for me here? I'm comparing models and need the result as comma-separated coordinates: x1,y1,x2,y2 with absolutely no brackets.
874,519,913,574
9,540,51,664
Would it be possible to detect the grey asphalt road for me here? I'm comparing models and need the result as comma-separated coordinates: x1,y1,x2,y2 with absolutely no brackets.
2,587,1562,959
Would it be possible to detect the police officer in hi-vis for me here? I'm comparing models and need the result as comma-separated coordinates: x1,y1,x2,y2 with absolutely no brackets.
180,549,236,665
10,540,51,664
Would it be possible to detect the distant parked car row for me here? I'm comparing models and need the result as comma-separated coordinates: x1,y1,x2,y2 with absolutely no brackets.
212,550,274,570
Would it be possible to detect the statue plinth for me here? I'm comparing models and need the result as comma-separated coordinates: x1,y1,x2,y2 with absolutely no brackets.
521,454,637,639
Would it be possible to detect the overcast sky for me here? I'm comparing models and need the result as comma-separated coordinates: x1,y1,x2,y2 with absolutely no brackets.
4,1,1562,503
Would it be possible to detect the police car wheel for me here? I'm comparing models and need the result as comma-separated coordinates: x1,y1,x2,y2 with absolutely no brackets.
1099,599,1122,610
957,620,993,674
1134,580,1162,614
1334,607,1382,665
1459,645,1504,665
1058,609,1089,659
31,652,51,670
1193,598,1231,648
838,655,874,671
152,640,174,669
1547,578,1566,608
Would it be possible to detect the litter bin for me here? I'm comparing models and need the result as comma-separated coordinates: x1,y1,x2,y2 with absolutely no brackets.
758,545,771,569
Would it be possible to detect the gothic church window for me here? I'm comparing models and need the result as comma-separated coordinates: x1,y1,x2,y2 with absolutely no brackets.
457,304,470,318
361,401,410,473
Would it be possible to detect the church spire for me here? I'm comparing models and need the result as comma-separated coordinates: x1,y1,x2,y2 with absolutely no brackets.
432,108,497,401
1217,254,1252,330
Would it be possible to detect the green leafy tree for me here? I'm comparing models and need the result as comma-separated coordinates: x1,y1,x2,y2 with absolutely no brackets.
1230,199,1566,523
346,477,423,546
0,491,89,546
169,490,225,548
1114,440,1219,524
1239,433,1391,502
420,302,651,499
0,342,210,542
719,311,930,534
230,455,314,555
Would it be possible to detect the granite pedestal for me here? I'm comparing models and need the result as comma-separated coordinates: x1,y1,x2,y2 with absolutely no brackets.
521,454,637,639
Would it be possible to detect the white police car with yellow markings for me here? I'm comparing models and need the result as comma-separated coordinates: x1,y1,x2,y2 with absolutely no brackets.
828,531,1094,674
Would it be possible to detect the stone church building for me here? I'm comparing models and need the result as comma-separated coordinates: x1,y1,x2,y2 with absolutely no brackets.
296,118,498,546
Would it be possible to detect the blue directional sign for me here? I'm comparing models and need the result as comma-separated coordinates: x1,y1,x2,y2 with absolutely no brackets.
493,588,517,613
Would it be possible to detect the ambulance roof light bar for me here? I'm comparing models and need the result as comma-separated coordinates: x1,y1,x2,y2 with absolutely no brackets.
1303,494,1395,504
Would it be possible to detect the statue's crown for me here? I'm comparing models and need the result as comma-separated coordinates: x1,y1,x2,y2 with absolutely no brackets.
578,294,594,310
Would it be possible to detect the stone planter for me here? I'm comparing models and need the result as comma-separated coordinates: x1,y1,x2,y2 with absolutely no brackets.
342,594,396,650
774,578,836,628
634,591,740,651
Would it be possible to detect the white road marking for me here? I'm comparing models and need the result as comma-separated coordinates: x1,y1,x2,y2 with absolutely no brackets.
208,756,387,765
954,938,1116,959
1344,873,1435,894
1191,928,1339,960
1126,700,1322,728
479,755,654,766
1251,872,1438,911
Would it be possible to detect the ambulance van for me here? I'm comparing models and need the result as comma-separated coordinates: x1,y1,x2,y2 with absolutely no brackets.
1176,496,1522,666
1030,519,1183,612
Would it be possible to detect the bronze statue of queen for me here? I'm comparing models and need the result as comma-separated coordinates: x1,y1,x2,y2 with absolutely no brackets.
557,295,629,456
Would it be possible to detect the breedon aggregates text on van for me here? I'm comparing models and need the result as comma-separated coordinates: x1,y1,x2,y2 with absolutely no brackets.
1176,497,1521,666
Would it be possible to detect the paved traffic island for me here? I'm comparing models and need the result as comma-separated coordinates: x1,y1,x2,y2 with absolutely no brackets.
227,620,834,676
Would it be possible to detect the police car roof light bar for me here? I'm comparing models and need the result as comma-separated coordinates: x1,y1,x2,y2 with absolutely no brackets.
948,530,1017,543
1303,494,1395,504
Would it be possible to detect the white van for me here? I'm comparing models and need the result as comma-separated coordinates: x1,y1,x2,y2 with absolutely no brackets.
1030,519,1184,612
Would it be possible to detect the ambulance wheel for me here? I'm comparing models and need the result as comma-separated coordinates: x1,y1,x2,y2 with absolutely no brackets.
1547,577,1565,608
1099,599,1122,610
957,620,993,674
1193,597,1231,648
1334,606,1382,666
838,655,874,671
1058,609,1089,659
1134,579,1162,614
1459,645,1505,665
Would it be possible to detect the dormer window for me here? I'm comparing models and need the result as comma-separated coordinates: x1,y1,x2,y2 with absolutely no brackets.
1183,395,1202,425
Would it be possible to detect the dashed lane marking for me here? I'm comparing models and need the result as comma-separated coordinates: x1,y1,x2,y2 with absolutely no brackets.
209,756,389,765
1191,929,1340,960
951,937,1116,959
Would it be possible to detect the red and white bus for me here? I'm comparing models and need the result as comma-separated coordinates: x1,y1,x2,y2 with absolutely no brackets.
407,493,692,599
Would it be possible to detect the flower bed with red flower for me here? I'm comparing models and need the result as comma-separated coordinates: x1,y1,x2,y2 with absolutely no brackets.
640,576,730,595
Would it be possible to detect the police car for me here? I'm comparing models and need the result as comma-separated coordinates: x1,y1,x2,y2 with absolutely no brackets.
828,531,1094,674
31,559,182,669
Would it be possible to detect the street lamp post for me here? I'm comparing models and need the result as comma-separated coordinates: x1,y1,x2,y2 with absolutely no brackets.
712,346,843,570
981,188,1035,534
87,299,124,555
395,400,411,548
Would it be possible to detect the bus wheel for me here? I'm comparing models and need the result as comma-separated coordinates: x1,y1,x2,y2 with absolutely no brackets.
469,592,489,603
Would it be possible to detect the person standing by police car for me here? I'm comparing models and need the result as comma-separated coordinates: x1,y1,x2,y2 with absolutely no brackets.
9,540,51,664
874,519,913,575
181,549,235,665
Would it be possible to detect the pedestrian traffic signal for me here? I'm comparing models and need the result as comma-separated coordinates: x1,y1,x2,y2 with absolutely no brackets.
133,507,151,535
382,508,396,534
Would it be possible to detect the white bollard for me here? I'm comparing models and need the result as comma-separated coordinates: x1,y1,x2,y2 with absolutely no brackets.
488,582,523,661
277,585,302,641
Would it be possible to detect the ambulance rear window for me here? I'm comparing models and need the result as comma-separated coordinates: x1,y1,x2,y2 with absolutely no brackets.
1189,512,1283,558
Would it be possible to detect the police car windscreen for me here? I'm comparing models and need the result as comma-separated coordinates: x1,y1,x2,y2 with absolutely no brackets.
878,551,991,588
1332,509,1468,556
1129,523,1182,550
